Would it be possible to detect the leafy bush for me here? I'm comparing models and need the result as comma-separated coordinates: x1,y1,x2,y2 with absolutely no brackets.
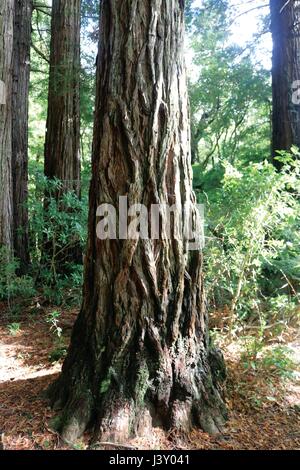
194,154,300,333
0,248,36,301
29,174,87,266
0,173,88,307
28,173,88,305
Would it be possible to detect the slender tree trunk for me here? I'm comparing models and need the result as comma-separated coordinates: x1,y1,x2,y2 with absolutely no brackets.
48,0,227,444
0,0,14,253
270,0,300,169
43,0,81,266
44,0,81,196
12,0,32,271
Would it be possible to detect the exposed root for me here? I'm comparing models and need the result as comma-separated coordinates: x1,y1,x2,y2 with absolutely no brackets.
47,345,227,444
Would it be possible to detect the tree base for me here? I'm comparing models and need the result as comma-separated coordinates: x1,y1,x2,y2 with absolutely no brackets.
47,338,227,444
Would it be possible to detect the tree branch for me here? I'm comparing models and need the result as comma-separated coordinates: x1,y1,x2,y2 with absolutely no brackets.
33,2,51,8
33,6,52,16
31,42,50,64
229,4,269,27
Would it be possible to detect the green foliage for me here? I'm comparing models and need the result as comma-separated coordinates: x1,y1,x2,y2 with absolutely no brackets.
48,347,67,363
241,340,296,380
187,0,270,167
195,154,300,332
7,323,21,336
261,346,296,379
46,310,67,363
188,2,275,335
46,310,62,338
28,173,88,304
0,248,36,301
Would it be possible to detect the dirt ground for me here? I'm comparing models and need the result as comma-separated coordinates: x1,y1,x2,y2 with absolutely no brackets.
0,303,299,450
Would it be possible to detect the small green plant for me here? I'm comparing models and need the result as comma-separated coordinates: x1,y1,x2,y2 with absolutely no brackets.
42,264,83,306
48,347,67,363
261,346,296,379
7,322,21,336
241,336,264,369
46,310,68,363
0,248,36,301
46,310,62,338
241,339,296,380
43,440,50,449
73,441,86,450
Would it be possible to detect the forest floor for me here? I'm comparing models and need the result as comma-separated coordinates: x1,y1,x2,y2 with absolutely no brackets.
0,302,299,450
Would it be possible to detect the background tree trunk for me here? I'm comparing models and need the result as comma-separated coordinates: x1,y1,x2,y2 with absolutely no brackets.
0,0,14,253
44,0,81,196
43,0,81,265
12,0,32,271
270,0,300,169
48,0,227,444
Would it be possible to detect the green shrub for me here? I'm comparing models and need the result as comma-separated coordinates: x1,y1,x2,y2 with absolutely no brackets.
28,173,88,305
0,248,36,301
7,322,21,336
194,154,300,332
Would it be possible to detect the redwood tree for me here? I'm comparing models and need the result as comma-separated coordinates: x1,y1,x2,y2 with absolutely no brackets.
12,0,32,270
48,0,226,443
44,0,81,196
270,0,300,168
0,0,14,253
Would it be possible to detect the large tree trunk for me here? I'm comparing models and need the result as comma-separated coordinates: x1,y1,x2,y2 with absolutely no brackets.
270,0,300,169
12,0,32,271
0,0,14,253
44,0,81,196
48,0,227,444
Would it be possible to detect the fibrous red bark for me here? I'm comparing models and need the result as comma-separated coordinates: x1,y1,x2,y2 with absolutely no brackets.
48,0,227,444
